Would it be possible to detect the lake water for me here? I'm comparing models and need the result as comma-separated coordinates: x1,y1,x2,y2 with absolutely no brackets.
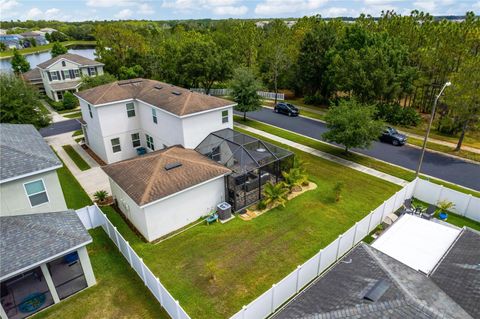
0,47,96,73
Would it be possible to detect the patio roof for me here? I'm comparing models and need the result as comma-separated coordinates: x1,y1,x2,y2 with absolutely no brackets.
195,128,293,174
0,211,92,280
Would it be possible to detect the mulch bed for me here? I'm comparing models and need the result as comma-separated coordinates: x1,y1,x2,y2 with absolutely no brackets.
82,144,107,166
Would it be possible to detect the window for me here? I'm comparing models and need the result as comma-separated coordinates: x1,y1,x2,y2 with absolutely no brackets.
74,69,80,78
50,71,59,81
61,60,66,67
111,138,121,153
152,108,157,124
222,110,229,123
24,179,49,207
88,104,93,118
57,91,63,100
131,133,141,148
63,70,70,79
126,102,135,117
146,134,154,150
88,67,97,76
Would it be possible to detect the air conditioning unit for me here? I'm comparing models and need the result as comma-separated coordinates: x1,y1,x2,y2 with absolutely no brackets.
217,202,232,222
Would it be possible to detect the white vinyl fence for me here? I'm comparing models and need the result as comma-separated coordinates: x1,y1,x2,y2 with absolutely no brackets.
76,205,191,319
413,179,480,222
229,180,417,319
190,88,285,100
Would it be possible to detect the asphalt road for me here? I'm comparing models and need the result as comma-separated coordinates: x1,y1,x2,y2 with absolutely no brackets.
238,108,480,191
39,119,81,137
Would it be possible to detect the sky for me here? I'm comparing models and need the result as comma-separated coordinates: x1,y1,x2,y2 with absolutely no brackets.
0,0,478,21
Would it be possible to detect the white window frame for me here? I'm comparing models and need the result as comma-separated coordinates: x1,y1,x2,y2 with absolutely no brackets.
89,67,97,76
88,104,93,118
146,134,154,151
131,133,141,148
50,71,59,81
62,70,70,79
222,110,229,123
23,179,49,208
152,108,158,124
126,102,135,118
111,138,121,153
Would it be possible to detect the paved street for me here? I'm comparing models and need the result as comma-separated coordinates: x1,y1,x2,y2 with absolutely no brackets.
238,108,480,190
39,119,81,137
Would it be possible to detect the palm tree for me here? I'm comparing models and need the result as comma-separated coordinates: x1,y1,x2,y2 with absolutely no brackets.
262,182,289,208
282,167,308,191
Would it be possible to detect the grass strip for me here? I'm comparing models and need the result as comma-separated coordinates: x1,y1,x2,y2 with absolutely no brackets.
72,129,83,137
62,145,90,171
407,136,479,162
234,115,480,197
63,112,82,119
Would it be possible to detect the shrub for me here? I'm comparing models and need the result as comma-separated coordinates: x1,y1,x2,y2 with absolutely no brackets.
282,167,308,191
262,182,289,208
257,200,267,210
94,190,109,202
437,200,455,212
46,96,64,111
333,181,344,202
303,93,325,105
62,92,78,110
376,103,421,127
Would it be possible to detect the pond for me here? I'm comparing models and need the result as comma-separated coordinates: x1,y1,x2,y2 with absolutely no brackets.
0,46,96,73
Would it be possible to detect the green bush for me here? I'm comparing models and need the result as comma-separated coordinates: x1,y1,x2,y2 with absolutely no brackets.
376,103,420,127
303,93,326,105
45,96,64,111
62,92,78,110
257,200,267,210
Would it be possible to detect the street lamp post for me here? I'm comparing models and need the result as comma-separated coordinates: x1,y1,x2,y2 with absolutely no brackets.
415,81,452,178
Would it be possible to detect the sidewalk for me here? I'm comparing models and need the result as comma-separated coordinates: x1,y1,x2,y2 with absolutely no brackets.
235,123,409,187
45,132,111,199
41,99,68,123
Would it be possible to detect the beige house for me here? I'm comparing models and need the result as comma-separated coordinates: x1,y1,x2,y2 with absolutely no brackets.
0,124,67,216
24,53,104,102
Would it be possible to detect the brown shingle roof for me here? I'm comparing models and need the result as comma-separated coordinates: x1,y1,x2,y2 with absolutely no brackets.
22,67,42,81
102,146,231,206
75,78,235,116
50,80,82,91
37,53,103,69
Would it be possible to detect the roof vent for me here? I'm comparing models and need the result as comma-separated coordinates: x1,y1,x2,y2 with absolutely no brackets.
363,279,390,302
165,162,182,171
172,91,182,96
154,85,163,90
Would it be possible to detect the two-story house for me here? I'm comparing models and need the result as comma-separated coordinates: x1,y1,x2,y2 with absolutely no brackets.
75,78,236,164
23,53,104,102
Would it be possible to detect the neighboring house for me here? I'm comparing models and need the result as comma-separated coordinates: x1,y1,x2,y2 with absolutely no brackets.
0,211,96,319
0,124,67,216
29,53,104,102
21,68,45,95
20,31,47,46
40,28,57,34
102,145,231,241
75,78,235,164
0,34,23,49
273,216,480,319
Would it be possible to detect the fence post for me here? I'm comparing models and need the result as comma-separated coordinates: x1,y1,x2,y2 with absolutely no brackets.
156,278,164,306
316,249,323,275
463,195,472,217
86,205,93,229
140,258,147,283
295,265,302,292
382,200,388,219
271,284,276,313
103,214,111,237
437,185,444,203
175,300,181,319
241,305,247,319
113,226,120,247
126,241,132,265
367,211,374,233
336,235,343,259
353,223,358,246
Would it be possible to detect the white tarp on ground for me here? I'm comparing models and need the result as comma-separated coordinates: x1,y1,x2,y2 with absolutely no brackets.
371,214,461,274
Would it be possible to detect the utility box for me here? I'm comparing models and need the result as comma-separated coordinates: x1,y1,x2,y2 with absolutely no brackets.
217,202,232,222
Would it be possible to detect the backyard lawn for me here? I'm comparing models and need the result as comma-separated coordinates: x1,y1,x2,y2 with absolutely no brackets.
102,129,401,319
32,228,169,319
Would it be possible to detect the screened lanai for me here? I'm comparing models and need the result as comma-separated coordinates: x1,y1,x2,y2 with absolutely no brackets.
195,128,294,211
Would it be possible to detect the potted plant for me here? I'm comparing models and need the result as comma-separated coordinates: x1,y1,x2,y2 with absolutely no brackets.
94,190,109,206
436,200,455,221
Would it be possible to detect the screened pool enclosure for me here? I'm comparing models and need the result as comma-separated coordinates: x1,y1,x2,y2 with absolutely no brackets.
195,129,294,211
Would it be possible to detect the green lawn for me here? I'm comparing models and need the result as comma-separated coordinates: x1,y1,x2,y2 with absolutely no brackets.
0,40,96,57
407,136,479,162
234,115,480,197
58,108,80,114
102,129,400,319
72,129,83,137
53,149,92,209
32,228,169,319
62,145,91,171
63,112,82,119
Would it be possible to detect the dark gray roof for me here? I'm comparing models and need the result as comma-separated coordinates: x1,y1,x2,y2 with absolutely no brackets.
431,228,480,319
0,124,62,182
273,243,473,319
0,211,92,279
